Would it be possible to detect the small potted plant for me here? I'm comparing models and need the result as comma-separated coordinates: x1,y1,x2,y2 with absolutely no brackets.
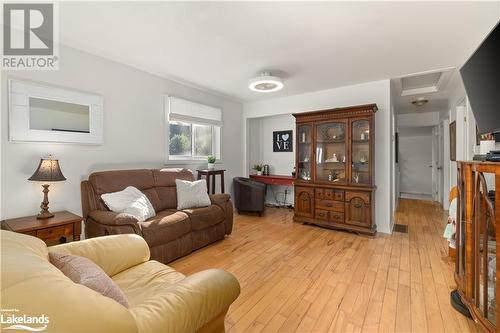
207,155,216,170
253,164,263,175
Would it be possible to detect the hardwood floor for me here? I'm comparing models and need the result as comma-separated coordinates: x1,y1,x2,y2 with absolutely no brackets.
170,199,479,332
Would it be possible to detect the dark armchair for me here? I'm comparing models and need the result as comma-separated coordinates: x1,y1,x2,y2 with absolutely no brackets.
233,177,267,216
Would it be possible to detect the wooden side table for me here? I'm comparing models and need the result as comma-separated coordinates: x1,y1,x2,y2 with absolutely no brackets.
1,211,82,245
197,169,226,194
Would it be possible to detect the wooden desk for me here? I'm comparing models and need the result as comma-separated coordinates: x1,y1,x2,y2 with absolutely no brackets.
1,211,82,244
249,174,295,186
250,174,294,208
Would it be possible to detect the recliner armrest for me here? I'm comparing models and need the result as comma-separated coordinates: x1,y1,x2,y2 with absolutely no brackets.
89,210,139,226
49,234,150,277
128,269,240,333
209,193,231,206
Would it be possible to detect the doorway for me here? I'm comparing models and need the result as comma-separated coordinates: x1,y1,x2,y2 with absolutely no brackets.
398,126,434,201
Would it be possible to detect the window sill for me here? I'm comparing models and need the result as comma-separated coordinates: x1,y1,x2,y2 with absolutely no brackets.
164,159,224,166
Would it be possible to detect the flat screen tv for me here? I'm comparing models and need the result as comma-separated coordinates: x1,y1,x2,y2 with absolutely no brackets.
460,22,500,134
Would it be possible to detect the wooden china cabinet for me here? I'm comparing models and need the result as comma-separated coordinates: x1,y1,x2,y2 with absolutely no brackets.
293,104,377,235
453,161,499,332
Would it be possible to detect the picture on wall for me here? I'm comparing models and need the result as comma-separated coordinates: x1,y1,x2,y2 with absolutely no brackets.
450,121,456,161
273,130,293,152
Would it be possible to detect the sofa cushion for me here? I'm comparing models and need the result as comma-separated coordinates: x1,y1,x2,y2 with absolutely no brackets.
153,168,194,187
49,252,129,308
152,169,193,211
139,210,191,247
182,205,225,230
89,169,155,195
176,179,211,210
101,186,156,222
112,260,185,307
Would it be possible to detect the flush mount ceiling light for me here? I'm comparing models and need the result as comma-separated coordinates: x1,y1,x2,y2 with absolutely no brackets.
411,97,429,107
248,72,284,93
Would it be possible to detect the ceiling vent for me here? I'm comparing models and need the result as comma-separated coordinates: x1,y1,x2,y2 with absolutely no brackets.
400,69,452,96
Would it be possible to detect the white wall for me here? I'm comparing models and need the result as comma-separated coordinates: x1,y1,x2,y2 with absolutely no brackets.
248,114,295,206
0,45,244,223
397,112,440,128
398,128,433,196
244,79,393,233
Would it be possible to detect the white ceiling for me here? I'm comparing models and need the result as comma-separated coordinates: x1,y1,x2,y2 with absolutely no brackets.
392,68,459,114
59,2,500,102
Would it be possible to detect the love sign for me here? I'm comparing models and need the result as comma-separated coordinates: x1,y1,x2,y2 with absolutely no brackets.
273,130,293,152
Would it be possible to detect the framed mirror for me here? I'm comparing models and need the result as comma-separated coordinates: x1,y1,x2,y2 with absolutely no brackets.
8,79,103,144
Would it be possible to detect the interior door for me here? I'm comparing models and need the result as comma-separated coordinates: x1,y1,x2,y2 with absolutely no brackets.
399,131,433,198
432,126,439,201
438,123,444,205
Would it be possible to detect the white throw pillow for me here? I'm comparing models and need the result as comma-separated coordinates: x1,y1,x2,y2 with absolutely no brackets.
176,179,211,210
101,186,155,222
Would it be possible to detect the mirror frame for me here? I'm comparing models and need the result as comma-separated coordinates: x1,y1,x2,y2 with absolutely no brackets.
8,79,103,144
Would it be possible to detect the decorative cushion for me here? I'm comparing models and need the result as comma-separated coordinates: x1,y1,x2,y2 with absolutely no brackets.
49,252,129,308
101,186,155,222
175,179,211,210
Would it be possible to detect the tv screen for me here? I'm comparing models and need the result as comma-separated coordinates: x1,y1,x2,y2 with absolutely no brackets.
460,22,500,134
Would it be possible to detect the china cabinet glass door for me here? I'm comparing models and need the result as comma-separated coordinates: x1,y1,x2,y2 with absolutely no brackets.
297,124,312,181
315,121,347,183
351,119,371,185
475,175,496,327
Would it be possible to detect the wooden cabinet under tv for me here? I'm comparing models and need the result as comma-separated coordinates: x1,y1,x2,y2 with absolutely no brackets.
293,104,377,235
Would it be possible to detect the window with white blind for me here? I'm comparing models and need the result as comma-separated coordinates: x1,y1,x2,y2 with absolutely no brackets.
165,96,222,163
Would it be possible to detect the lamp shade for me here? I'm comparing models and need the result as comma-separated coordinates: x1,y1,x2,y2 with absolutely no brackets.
28,158,66,182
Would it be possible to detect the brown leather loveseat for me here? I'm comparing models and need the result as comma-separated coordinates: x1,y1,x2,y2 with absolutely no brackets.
81,168,233,263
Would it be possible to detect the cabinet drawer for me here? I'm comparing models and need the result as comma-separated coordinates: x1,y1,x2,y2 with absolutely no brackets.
315,188,344,201
315,199,344,212
329,211,344,223
345,191,371,203
37,224,73,240
315,209,329,221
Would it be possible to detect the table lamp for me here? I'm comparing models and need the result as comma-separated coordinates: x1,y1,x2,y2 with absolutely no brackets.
28,156,66,219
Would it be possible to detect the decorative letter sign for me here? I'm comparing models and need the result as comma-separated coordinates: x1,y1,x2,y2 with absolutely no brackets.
273,130,293,152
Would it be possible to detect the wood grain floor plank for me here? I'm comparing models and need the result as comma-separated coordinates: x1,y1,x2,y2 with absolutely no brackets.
169,200,478,332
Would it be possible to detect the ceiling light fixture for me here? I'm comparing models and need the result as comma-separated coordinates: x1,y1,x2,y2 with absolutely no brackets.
248,72,284,93
411,97,429,107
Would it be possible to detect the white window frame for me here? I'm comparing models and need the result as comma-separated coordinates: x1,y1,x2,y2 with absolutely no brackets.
165,96,222,164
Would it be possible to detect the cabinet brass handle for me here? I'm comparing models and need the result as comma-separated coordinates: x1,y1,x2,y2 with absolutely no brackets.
326,202,333,207
333,215,340,220
353,203,362,209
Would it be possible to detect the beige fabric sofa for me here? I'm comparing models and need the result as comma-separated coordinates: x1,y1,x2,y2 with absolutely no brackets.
1,230,240,333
